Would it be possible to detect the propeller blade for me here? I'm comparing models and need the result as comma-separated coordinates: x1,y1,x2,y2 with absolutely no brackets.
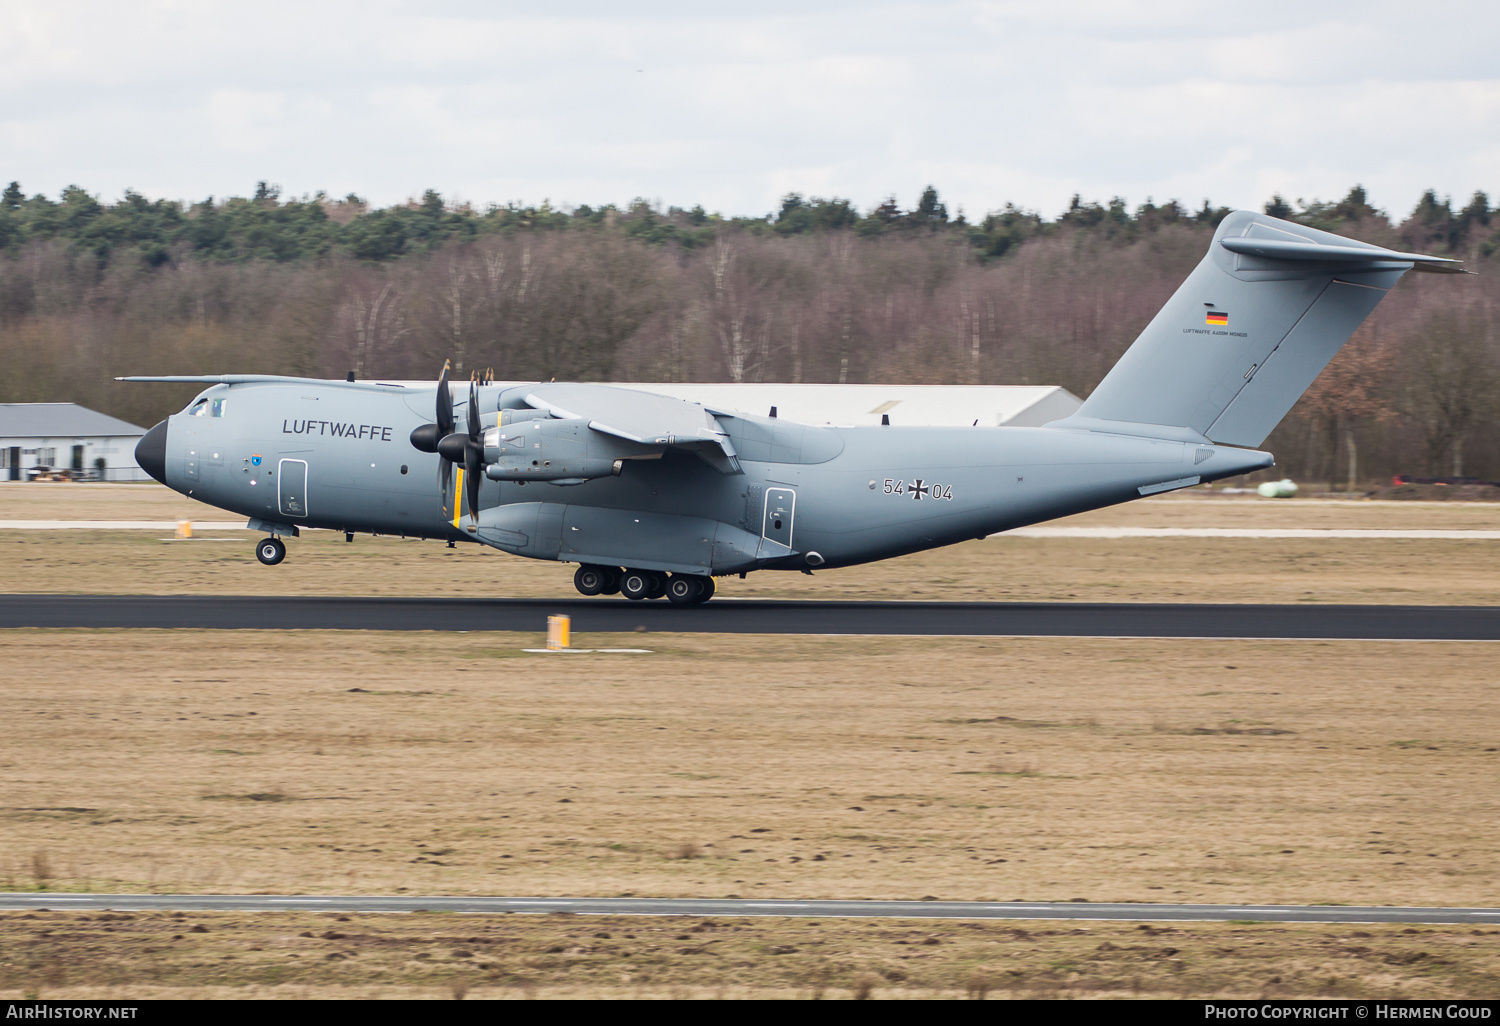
465,381,483,523
430,360,458,516
436,360,454,437
411,361,456,453
465,442,481,524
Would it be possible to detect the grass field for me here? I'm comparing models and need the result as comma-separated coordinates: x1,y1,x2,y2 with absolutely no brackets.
2,484,1499,997
3,483,1500,604
2,630,1497,907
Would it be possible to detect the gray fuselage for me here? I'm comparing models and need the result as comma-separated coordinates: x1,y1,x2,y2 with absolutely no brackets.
140,379,1272,576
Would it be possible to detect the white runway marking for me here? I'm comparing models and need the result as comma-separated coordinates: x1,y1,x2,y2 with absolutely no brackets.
988,905,1061,911
4,893,1496,925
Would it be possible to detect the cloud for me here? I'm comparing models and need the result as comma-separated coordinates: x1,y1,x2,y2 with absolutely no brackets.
1,0,1496,218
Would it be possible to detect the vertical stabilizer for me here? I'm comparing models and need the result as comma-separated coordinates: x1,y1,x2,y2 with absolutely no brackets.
1056,211,1462,447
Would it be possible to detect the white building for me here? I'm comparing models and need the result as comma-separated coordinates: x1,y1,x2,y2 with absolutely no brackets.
0,403,149,481
387,380,1083,428
621,383,1082,428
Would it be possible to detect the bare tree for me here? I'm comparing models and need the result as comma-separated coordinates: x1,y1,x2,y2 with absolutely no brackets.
338,278,407,379
1299,327,1395,489
1397,309,1497,476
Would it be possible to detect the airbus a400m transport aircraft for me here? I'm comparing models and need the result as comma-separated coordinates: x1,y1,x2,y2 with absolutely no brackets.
127,211,1466,604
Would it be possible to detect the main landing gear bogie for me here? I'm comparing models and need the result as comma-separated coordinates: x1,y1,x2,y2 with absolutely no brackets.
580,564,712,604
667,574,715,605
573,564,619,596
619,569,656,601
255,536,286,566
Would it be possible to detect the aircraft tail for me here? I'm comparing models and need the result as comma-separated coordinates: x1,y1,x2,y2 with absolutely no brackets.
1055,210,1466,447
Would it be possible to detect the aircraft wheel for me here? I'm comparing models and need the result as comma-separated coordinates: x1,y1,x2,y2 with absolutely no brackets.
574,564,609,596
666,575,703,605
255,536,286,566
599,568,622,595
645,572,667,600
693,577,716,604
620,569,654,601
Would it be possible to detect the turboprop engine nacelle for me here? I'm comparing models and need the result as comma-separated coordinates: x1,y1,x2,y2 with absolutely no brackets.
482,417,651,482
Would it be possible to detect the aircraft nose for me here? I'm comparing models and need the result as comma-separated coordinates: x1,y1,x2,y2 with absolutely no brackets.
135,419,168,485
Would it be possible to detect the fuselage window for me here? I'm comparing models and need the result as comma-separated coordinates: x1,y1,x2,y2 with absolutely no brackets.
211,398,227,417
189,398,209,417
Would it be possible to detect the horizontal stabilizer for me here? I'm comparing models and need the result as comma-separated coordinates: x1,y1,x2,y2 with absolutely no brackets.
1219,236,1468,274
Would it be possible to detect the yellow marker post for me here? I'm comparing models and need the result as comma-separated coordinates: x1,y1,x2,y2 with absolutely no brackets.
175,520,193,539
547,615,571,651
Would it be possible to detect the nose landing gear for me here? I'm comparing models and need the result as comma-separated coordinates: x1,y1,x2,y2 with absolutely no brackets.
255,536,287,566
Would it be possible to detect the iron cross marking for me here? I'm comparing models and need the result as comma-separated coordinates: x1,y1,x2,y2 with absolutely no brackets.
909,479,929,500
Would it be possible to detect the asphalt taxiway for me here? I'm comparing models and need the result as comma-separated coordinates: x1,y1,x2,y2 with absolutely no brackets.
1,894,1495,925
2,595,1498,640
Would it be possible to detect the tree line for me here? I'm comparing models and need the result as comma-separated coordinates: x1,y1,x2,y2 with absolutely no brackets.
0,181,1496,486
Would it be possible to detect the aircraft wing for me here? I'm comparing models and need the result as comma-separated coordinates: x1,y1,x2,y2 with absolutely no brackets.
523,382,742,475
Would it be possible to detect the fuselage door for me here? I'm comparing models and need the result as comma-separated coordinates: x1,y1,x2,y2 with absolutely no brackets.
763,487,795,548
279,458,309,518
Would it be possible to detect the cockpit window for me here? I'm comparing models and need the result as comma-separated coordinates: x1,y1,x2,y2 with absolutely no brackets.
188,397,227,417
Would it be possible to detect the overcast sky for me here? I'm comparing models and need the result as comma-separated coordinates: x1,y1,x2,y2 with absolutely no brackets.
3,1,1497,220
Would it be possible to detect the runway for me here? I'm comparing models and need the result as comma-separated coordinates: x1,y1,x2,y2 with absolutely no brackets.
2,893,1495,925
2,594,1499,639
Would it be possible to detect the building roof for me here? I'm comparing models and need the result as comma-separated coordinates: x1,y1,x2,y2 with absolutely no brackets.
380,380,1084,428
0,403,146,438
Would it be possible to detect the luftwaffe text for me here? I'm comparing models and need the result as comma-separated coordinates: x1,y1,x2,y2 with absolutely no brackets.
283,420,393,440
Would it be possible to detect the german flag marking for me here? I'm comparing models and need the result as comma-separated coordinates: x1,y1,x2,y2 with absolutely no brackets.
1206,311,1229,326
